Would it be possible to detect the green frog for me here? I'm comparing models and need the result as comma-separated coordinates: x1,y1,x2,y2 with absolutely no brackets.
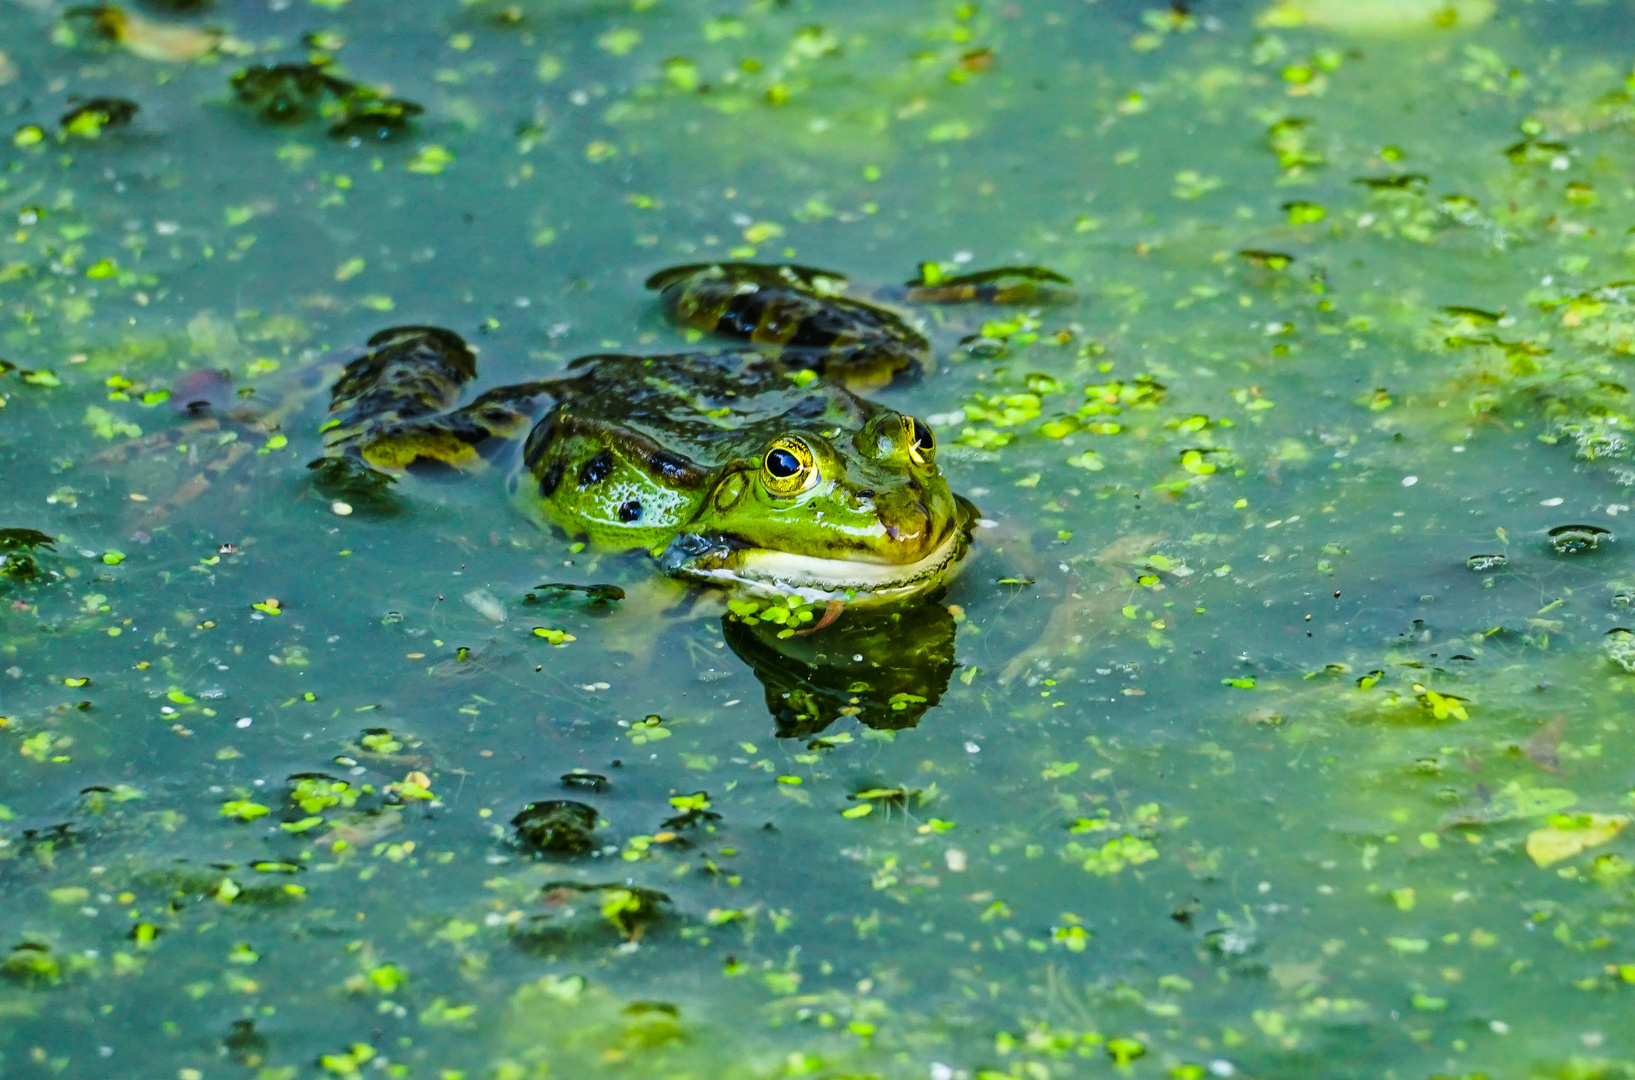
316,331,977,604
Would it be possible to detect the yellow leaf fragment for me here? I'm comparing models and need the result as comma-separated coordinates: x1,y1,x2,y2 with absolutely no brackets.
1526,814,1629,868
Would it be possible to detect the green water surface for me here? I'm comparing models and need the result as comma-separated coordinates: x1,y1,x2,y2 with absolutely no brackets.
4,1,1635,1078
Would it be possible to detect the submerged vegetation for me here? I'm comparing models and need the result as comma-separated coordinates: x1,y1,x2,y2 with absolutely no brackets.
4,1,1635,1079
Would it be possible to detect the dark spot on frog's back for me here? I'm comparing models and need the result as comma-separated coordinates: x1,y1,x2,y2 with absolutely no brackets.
579,451,614,487
649,452,692,483
618,499,643,523
539,461,564,498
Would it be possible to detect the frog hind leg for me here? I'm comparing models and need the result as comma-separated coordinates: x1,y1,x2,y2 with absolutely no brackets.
317,322,559,473
347,381,559,474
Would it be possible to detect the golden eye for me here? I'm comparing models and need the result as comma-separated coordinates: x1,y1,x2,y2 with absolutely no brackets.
903,416,936,466
761,437,818,497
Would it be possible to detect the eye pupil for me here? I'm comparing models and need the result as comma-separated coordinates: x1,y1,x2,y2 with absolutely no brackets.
911,419,934,450
766,448,801,478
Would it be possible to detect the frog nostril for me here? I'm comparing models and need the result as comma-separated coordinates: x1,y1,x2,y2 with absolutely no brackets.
856,489,876,499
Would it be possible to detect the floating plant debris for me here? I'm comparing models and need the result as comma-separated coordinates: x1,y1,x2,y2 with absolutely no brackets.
60,97,138,135
902,264,1071,304
511,800,599,855
229,62,423,138
1547,524,1611,555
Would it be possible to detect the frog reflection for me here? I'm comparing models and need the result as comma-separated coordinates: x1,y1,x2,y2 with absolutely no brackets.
719,596,957,739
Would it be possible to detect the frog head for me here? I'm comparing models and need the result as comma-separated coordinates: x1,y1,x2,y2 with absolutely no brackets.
660,410,973,602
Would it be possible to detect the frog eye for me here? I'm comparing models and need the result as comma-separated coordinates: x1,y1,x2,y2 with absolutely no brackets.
761,437,818,497
904,416,936,465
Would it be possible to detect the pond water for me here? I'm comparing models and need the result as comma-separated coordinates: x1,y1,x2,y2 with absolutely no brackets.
5,0,1635,1077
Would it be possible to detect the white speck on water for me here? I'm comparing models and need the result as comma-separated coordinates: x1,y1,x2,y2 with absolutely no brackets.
1209,1062,1236,1078
1452,445,1466,452
930,1064,955,1080
331,501,353,516
1541,497,1564,506
1401,476,1418,487
952,250,973,263
965,741,981,753
236,717,253,728
723,699,740,707
944,849,967,872
1491,1021,1510,1035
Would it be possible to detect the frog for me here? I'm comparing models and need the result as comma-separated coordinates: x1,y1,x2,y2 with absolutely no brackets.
314,329,978,605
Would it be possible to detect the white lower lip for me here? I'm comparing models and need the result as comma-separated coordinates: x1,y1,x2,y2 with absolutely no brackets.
686,529,967,603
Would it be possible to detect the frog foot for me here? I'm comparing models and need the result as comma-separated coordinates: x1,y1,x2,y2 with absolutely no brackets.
999,532,1164,685
791,600,846,636
580,577,727,666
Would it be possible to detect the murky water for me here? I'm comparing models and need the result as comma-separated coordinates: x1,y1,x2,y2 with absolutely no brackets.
5,1,1635,1078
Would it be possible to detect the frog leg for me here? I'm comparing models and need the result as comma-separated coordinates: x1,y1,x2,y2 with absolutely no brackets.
998,531,1164,685
339,382,556,474
314,324,560,473
580,576,728,664
791,600,846,635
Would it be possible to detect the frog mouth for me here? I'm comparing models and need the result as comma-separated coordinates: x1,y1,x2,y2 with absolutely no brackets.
668,526,970,603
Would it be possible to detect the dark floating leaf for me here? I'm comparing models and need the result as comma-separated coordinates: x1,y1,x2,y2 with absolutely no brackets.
527,583,625,604
60,97,139,131
231,62,347,122
660,792,720,832
229,62,422,139
1351,173,1429,190
1237,249,1295,270
1547,524,1611,556
2,943,61,985
1440,305,1505,323
511,800,598,855
0,528,56,582
525,881,672,943
560,771,609,792
1465,554,1508,572
1504,137,1569,165
223,1020,268,1068
0,529,55,551
328,95,424,140
903,264,1072,304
